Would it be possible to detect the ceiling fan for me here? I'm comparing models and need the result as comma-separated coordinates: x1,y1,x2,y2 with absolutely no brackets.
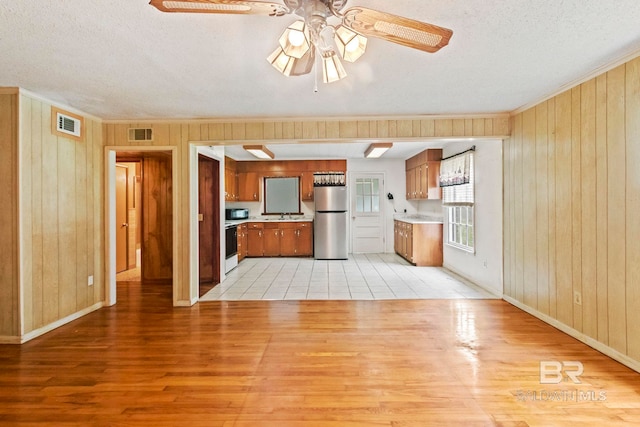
149,0,453,84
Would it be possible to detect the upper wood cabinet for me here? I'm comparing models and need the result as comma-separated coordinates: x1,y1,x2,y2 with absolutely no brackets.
224,156,238,201
300,171,315,201
405,149,442,200
234,159,346,203
237,171,260,201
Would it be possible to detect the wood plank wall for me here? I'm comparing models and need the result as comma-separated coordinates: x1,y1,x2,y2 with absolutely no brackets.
17,93,104,336
104,116,509,304
0,92,18,337
504,56,640,363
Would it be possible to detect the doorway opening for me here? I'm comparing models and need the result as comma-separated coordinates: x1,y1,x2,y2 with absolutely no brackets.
106,148,177,306
197,154,221,297
115,161,142,282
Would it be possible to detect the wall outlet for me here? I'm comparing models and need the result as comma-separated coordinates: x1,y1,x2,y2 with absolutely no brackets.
88,275,94,286
573,291,582,306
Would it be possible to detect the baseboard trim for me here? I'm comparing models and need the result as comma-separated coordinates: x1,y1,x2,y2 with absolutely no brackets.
17,302,104,344
0,336,22,344
503,295,640,374
441,264,503,298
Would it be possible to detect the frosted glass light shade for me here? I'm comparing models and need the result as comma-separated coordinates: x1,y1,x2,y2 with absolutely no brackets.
321,50,347,83
278,21,311,59
334,25,367,62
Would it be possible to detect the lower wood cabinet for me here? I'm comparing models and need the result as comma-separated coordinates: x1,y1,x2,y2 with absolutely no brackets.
246,223,264,257
246,221,313,257
394,220,443,266
237,223,248,261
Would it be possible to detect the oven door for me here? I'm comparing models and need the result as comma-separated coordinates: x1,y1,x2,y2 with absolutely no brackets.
225,225,238,259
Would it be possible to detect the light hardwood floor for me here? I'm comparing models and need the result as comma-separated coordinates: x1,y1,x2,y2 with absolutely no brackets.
1,281,639,426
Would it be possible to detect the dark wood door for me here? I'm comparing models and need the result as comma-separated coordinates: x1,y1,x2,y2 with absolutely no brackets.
141,154,173,283
198,155,220,284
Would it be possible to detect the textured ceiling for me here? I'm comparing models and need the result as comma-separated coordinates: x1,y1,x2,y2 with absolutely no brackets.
1,1,640,122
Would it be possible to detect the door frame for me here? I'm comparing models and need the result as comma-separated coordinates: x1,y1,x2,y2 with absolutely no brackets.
105,146,178,307
349,171,386,254
189,145,226,300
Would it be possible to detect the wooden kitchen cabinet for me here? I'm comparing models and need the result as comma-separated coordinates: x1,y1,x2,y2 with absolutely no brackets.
394,219,442,266
224,156,238,201
247,221,313,257
237,223,248,261
246,222,264,257
405,149,442,200
300,171,314,201
263,223,282,256
237,171,260,201
295,222,313,256
279,221,313,256
234,159,346,203
280,225,298,256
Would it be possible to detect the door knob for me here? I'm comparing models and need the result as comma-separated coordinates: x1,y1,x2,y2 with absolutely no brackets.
121,223,129,228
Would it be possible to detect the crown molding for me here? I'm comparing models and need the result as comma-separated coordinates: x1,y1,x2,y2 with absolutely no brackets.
102,112,511,125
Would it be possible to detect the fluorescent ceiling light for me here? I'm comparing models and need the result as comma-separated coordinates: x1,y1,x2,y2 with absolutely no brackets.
364,143,393,158
243,145,274,159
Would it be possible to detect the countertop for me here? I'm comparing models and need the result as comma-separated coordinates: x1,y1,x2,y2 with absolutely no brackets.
393,214,444,224
225,217,314,227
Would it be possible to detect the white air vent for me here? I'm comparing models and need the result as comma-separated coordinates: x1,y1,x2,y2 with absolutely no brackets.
56,112,82,138
128,128,153,142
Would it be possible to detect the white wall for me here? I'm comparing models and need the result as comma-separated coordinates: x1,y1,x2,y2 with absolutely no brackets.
441,139,503,296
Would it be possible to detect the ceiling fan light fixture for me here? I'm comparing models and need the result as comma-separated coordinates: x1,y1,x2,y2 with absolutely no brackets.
267,45,315,76
243,145,274,160
364,142,393,158
279,20,311,59
334,25,367,62
321,49,347,83
267,46,295,75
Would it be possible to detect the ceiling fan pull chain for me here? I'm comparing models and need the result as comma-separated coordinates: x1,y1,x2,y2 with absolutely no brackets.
314,47,319,93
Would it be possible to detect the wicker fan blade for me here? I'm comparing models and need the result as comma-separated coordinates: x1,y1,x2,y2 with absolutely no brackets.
342,7,452,53
149,0,289,16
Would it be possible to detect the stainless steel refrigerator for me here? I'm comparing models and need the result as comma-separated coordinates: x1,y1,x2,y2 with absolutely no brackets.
314,185,348,259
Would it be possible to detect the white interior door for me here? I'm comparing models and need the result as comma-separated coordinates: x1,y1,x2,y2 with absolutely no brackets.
351,173,385,253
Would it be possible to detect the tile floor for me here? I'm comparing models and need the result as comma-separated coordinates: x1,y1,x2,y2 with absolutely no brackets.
200,253,496,301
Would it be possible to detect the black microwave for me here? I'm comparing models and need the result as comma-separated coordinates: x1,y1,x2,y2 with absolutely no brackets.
225,208,249,220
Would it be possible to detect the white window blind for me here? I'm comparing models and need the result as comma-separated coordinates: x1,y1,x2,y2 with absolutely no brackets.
440,152,474,205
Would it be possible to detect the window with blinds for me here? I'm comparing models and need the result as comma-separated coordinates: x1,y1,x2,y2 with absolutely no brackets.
441,152,474,205
440,152,475,252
